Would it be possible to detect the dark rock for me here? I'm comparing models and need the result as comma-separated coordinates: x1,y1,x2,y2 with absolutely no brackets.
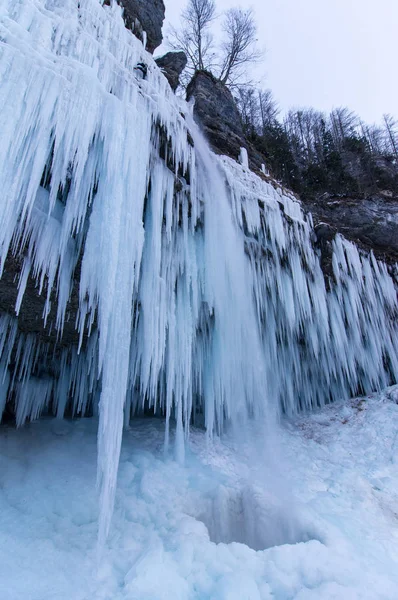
0,252,87,351
186,71,245,160
115,0,165,53
134,62,148,79
155,51,187,92
186,71,261,168
303,194,398,266
186,71,267,171
312,222,338,285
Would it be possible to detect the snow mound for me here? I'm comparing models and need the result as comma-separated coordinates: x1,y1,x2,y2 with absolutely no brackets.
1,388,398,598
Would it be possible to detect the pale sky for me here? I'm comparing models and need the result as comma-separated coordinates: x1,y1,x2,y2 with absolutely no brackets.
159,0,398,125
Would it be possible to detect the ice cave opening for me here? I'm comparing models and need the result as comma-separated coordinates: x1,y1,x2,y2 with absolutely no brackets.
197,484,316,550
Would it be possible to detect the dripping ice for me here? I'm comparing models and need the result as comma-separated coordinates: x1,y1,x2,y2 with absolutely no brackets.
0,0,397,543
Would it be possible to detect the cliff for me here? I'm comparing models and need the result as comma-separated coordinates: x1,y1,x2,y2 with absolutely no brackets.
186,72,398,271
114,0,165,53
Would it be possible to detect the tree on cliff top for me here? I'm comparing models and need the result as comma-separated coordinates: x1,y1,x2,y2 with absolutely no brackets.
169,0,216,79
218,8,261,86
169,0,261,88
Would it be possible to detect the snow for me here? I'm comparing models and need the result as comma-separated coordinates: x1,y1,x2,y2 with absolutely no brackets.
0,387,398,599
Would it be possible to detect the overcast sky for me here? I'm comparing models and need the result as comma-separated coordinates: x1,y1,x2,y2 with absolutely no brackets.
159,0,397,125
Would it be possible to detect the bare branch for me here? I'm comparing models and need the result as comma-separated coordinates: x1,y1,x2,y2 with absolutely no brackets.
218,8,262,86
383,113,398,157
329,107,358,149
168,0,216,76
258,89,279,131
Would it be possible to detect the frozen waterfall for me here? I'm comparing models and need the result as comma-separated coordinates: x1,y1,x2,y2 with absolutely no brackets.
0,0,397,542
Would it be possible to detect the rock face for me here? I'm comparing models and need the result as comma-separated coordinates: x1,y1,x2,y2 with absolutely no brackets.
117,0,165,53
155,51,187,92
306,193,398,267
186,71,266,170
0,253,83,349
187,72,246,160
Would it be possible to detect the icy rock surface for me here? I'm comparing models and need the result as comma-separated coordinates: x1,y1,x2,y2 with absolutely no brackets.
0,0,397,541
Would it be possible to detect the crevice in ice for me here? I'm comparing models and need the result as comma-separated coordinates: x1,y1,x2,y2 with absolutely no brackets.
198,485,315,550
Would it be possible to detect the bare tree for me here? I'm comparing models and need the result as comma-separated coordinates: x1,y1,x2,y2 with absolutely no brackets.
284,110,305,164
236,87,260,136
218,8,262,86
359,122,384,155
383,114,398,157
168,0,216,79
283,108,327,164
329,107,358,149
258,89,279,132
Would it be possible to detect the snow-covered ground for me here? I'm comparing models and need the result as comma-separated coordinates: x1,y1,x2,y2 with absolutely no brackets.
0,387,398,600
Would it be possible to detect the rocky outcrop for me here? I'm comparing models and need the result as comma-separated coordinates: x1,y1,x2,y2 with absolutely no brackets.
186,71,245,160
186,71,267,171
115,0,165,53
155,51,187,92
305,193,398,268
311,222,338,284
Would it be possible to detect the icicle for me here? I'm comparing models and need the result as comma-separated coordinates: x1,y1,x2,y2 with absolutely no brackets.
0,364,10,423
239,147,249,169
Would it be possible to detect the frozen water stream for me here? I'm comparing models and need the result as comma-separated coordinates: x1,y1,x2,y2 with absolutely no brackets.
0,0,397,545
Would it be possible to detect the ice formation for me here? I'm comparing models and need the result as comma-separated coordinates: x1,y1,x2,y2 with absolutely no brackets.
0,0,397,541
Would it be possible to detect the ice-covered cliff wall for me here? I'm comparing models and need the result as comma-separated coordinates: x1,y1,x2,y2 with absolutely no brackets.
0,0,397,541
